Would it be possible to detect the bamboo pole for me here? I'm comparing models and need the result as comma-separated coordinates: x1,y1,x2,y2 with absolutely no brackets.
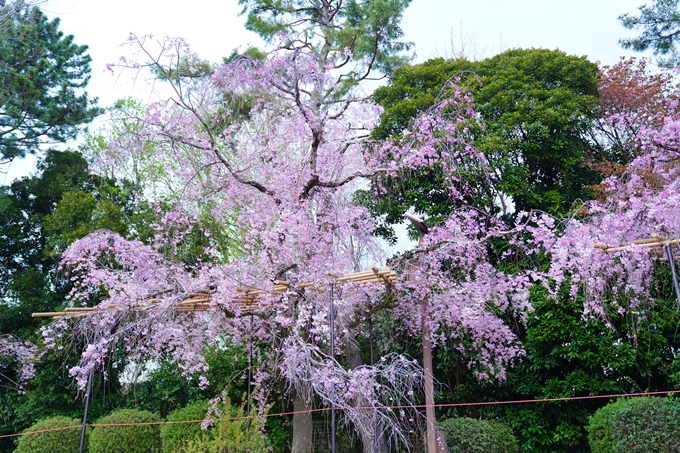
591,237,680,253
604,243,661,253
32,312,67,317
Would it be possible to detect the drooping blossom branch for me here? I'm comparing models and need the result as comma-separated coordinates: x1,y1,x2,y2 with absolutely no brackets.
282,336,423,450
549,112,680,322
0,335,40,393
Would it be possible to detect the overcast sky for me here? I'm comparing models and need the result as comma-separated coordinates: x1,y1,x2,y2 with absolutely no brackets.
3,0,654,184
38,0,653,106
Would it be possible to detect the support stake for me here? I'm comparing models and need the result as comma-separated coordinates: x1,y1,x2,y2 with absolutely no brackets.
246,313,253,424
665,244,680,308
330,282,336,453
79,366,94,453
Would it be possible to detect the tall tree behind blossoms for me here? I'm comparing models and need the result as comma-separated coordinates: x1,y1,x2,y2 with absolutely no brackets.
588,57,680,179
619,0,680,68
0,4,99,162
43,3,551,452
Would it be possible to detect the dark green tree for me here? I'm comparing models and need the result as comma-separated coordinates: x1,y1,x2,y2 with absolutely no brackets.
0,150,135,338
0,150,137,452
619,0,680,68
367,48,600,241
0,5,98,162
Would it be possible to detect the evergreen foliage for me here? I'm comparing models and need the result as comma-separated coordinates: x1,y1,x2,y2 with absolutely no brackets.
367,48,600,242
89,409,162,453
612,397,680,453
160,400,210,453
238,0,413,82
0,6,98,161
14,416,85,453
438,417,518,453
619,0,680,67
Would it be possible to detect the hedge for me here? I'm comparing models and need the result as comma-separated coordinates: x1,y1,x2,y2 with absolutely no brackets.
15,416,85,453
612,397,680,453
89,408,162,453
438,416,518,453
161,400,211,452
588,397,680,453
587,398,632,453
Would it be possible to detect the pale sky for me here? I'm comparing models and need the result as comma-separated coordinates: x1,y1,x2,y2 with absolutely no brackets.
3,0,653,184
40,0,652,108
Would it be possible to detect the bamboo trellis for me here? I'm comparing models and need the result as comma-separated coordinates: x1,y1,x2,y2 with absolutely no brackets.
32,266,397,319
590,234,680,254
591,234,680,307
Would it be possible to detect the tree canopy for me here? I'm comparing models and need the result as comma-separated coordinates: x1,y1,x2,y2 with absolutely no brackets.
238,0,413,87
620,0,680,68
0,5,98,162
366,48,600,244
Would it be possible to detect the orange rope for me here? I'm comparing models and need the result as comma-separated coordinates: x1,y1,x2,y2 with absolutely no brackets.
4,389,680,439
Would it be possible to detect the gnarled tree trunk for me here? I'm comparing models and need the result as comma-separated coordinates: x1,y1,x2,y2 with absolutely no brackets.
291,393,313,453
344,333,388,453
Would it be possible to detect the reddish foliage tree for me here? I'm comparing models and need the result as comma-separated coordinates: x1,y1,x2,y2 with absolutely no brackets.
590,57,680,173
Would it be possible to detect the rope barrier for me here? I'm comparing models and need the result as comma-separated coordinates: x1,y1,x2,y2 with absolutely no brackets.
4,389,680,439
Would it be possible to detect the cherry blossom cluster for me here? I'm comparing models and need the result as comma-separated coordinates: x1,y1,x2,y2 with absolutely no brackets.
0,335,40,393
549,112,680,321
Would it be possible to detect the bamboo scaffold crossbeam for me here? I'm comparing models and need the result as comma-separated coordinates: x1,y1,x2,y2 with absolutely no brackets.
590,235,680,254
32,267,397,319
591,234,680,307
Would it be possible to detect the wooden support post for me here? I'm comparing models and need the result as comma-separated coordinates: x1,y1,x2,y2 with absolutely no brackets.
410,219,437,453
423,314,437,453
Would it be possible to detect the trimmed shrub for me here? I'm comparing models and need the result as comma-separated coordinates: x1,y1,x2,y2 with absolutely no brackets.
587,398,632,453
161,400,210,453
15,416,85,453
438,417,518,453
179,399,267,453
89,409,161,453
611,397,680,453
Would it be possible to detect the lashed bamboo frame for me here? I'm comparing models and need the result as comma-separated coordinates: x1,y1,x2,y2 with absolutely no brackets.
591,234,680,307
590,235,680,254
32,266,397,318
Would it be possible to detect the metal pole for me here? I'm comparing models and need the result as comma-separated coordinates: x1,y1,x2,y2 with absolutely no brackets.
246,313,253,419
368,317,374,366
369,316,377,452
330,282,336,453
78,366,94,453
665,244,680,308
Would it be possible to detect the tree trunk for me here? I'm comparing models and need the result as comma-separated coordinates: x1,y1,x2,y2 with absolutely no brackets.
291,393,313,453
344,334,388,453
